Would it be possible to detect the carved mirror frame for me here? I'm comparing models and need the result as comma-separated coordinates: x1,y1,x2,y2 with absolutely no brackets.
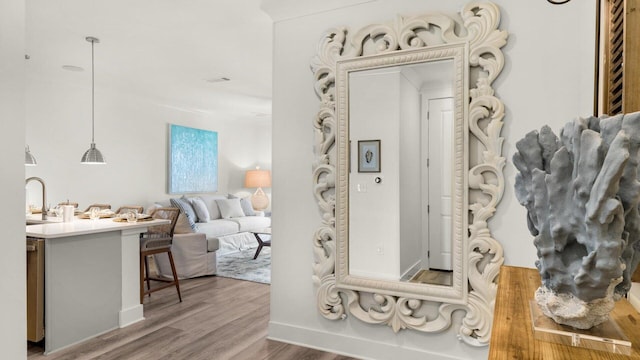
311,2,507,346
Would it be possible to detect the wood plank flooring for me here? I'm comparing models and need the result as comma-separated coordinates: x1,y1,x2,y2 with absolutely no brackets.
28,276,357,360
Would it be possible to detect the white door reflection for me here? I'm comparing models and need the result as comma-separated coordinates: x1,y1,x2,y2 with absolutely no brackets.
425,98,453,272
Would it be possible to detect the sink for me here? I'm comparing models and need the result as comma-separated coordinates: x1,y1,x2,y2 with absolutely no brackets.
26,214,63,225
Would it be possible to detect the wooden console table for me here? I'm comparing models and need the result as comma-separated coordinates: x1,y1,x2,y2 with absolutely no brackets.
489,266,640,359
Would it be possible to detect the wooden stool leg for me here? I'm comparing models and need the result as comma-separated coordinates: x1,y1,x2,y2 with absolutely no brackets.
139,253,145,304
167,251,182,302
144,256,151,296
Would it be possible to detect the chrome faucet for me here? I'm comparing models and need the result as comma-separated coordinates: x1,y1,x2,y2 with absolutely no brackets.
26,177,47,220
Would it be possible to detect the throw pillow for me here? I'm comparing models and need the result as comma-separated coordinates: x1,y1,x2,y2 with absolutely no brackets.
173,213,195,234
228,193,256,216
199,194,224,220
170,197,198,231
189,196,210,222
240,198,256,216
145,203,162,215
215,198,245,219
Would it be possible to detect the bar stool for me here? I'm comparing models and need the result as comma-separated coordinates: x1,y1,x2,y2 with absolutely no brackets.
139,207,182,303
115,205,144,215
83,203,111,212
58,200,79,208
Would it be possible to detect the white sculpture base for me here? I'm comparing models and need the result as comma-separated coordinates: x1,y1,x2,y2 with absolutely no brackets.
535,285,619,329
530,300,631,355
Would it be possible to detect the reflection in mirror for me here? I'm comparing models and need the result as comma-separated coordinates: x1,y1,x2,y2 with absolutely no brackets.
348,60,456,287
336,44,467,303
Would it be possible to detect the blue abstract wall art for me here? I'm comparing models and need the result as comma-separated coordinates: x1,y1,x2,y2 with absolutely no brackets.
169,124,218,194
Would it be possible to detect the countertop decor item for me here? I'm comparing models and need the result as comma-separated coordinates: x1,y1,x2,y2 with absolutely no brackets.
80,36,106,164
513,112,640,329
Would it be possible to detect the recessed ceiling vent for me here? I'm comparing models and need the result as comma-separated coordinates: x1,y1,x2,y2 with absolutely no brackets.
205,77,230,83
62,65,84,72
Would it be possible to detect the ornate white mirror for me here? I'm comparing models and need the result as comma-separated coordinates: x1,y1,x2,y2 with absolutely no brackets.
312,2,507,346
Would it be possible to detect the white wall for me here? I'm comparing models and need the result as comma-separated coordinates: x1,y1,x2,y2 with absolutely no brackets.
398,72,422,276
268,0,595,359
0,0,26,358
349,69,401,280
24,78,272,211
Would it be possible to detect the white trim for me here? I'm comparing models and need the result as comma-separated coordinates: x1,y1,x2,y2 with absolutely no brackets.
119,306,145,328
268,321,475,360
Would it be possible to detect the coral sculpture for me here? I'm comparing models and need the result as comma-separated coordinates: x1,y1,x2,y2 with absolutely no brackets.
513,112,640,329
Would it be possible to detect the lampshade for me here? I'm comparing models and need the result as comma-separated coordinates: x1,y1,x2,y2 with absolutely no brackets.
245,167,271,211
80,143,106,164
244,169,272,188
81,36,106,164
25,145,37,166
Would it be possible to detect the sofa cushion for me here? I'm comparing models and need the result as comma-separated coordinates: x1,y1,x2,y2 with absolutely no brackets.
228,193,255,216
147,202,193,234
196,219,240,238
170,196,198,231
198,194,226,220
207,237,220,252
189,196,210,222
216,198,245,219
174,213,195,234
146,201,172,214
230,216,271,232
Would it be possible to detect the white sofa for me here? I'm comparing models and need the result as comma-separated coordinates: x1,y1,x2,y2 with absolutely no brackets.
151,194,271,279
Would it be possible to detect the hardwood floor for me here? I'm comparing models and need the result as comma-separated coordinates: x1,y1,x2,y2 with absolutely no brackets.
28,276,357,360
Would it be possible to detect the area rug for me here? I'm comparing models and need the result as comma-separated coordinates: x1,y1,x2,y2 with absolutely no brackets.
215,247,271,284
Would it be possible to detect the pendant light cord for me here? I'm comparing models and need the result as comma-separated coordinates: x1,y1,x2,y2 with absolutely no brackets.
91,38,95,144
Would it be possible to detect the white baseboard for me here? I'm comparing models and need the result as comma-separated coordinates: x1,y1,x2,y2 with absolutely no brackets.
267,321,474,360
119,304,144,328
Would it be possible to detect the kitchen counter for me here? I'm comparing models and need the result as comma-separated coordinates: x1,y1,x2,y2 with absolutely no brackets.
28,216,169,354
26,214,168,238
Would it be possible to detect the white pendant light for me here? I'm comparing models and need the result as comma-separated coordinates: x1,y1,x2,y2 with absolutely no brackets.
25,145,37,166
81,36,106,164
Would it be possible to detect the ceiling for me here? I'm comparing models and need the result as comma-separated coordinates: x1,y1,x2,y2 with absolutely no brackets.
25,0,273,120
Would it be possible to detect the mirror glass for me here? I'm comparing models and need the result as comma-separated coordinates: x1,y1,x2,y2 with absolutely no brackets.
334,43,468,302
348,59,456,287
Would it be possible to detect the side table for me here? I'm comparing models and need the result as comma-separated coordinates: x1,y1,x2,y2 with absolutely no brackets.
251,228,271,259
489,266,640,359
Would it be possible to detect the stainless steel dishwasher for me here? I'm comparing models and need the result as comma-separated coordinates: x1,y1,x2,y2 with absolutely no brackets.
27,237,45,342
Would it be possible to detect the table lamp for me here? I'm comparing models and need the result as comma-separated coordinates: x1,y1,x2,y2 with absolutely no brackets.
244,167,271,211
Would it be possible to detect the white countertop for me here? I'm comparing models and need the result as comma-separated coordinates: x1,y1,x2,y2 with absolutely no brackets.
26,215,169,239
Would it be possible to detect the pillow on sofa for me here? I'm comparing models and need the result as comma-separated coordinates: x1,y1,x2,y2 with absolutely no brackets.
228,193,256,216
189,196,210,222
216,198,245,219
174,213,195,234
170,197,198,231
147,201,194,234
199,194,225,220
